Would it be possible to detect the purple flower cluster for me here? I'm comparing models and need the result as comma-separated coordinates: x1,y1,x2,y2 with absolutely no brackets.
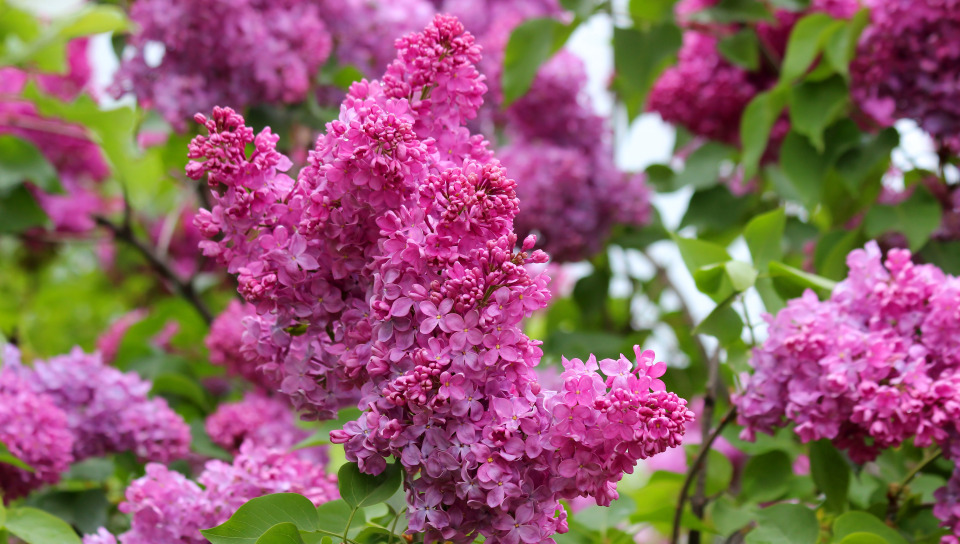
0,40,113,233
206,300,277,390
8,346,190,463
82,443,338,544
851,0,960,152
438,1,652,262
936,467,960,544
205,392,320,460
0,346,74,502
649,0,857,152
115,0,332,130
735,243,960,537
500,53,651,262
189,15,692,543
736,242,960,461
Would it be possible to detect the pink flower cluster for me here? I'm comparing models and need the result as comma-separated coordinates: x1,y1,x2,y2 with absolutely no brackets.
6,345,190,463
205,392,323,464
648,0,857,153
936,467,960,544
206,300,277,390
0,40,113,233
190,15,692,543
82,443,338,544
500,54,651,262
733,242,960,536
851,0,960,152
115,0,332,130
0,346,74,502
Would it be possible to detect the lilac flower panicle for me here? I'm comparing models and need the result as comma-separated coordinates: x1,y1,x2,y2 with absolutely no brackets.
83,443,338,544
851,0,960,151
0,348,74,502
191,15,692,543
9,346,190,463
206,300,278,390
733,242,960,538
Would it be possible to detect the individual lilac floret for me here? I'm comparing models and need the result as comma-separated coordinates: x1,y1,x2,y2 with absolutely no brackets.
114,0,332,130
83,443,338,544
851,0,960,152
11,346,190,463
0,351,74,502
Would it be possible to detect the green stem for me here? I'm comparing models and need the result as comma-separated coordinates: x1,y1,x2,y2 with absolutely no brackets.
343,506,358,543
886,448,942,522
388,507,406,544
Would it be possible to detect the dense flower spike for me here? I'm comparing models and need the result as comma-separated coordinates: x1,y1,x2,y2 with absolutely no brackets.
115,0,332,130
0,346,74,502
0,40,112,233
649,0,857,156
851,0,960,152
8,346,190,463
192,15,691,543
82,444,338,544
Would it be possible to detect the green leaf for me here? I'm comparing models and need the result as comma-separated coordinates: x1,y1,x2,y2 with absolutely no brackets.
780,13,842,83
833,127,898,192
5,507,82,544
718,28,760,70
823,9,869,77
612,23,682,120
837,534,888,544
790,75,849,152
832,511,909,544
502,18,572,106
695,296,743,345
740,451,793,504
150,372,211,412
809,440,850,513
768,261,836,300
629,0,676,23
779,131,828,207
315,500,354,535
745,504,818,544
744,208,785,273
693,261,757,300
202,494,321,544
0,440,34,472
711,497,755,536
703,447,735,496
673,235,731,277
254,523,305,544
741,88,788,180
673,141,737,191
338,462,402,509
864,186,942,251
0,184,48,233
688,0,773,23
57,5,129,39
0,135,61,195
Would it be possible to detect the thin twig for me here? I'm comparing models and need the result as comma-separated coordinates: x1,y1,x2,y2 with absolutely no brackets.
886,448,942,522
689,347,722,544
95,211,213,324
671,407,738,544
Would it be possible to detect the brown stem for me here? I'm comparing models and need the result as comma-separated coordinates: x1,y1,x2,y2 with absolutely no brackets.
671,407,738,544
95,211,213,325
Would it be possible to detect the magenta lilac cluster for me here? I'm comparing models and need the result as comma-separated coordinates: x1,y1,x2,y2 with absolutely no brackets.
206,300,277,390
733,242,960,536
648,0,857,154
500,52,651,262
115,0,332,130
190,15,691,543
205,392,319,460
82,442,338,544
851,0,960,152
0,39,112,233
0,346,74,502
7,345,190,463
